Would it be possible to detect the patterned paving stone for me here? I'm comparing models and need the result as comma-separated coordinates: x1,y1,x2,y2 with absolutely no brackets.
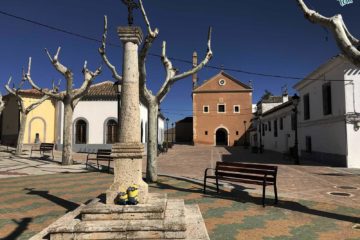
0,172,359,239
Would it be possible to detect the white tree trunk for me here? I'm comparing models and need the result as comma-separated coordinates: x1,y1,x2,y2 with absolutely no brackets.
15,112,27,155
0,96,5,115
146,99,159,182
62,100,74,165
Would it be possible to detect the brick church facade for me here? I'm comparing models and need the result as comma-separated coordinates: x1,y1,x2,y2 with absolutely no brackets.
192,71,253,146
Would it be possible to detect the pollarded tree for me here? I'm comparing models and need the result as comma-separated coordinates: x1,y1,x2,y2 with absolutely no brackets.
5,78,49,155
25,48,102,165
0,93,5,115
297,0,360,67
99,0,213,182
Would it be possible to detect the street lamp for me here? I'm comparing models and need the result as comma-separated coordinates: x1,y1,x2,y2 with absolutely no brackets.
113,80,122,142
292,94,300,165
171,123,174,144
165,118,169,150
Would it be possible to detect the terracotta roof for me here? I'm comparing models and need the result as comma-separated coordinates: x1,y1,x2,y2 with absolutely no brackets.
10,81,119,100
82,80,118,100
18,89,45,96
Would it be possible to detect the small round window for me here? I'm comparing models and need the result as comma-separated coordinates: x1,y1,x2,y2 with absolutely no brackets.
219,79,226,86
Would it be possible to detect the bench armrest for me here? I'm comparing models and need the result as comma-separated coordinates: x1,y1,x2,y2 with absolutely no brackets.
204,168,216,177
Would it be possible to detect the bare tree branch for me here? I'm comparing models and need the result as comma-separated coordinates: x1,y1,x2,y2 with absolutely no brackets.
45,47,71,77
99,15,122,81
297,0,360,67
5,77,17,96
24,57,63,100
24,95,49,114
138,0,159,102
157,27,213,102
72,61,102,100
5,77,24,113
5,76,49,114
139,0,159,39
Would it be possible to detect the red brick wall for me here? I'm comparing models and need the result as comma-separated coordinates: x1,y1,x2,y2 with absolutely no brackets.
193,73,252,146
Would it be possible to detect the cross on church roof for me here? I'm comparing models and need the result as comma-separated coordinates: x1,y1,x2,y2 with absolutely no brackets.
121,0,140,26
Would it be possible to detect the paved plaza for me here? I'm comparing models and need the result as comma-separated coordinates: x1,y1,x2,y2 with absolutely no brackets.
0,145,359,239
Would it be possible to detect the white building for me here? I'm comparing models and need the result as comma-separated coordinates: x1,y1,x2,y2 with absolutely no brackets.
250,92,296,153
294,55,360,168
258,97,296,153
57,81,165,152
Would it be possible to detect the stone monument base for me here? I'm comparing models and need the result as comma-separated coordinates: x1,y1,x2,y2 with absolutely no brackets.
31,193,209,240
107,142,148,204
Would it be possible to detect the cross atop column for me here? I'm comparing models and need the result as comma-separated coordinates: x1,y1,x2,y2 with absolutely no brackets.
121,0,140,26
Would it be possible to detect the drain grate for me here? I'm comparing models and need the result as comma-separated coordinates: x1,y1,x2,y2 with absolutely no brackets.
335,186,358,190
327,192,353,197
353,224,360,230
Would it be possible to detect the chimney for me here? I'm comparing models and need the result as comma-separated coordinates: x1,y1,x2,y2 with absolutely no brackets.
192,51,198,89
282,85,289,102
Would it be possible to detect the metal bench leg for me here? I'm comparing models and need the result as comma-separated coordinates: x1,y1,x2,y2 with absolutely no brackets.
52,150,54,161
203,176,207,194
30,149,32,158
274,183,278,204
262,184,266,207
97,159,100,170
108,160,111,173
216,177,219,193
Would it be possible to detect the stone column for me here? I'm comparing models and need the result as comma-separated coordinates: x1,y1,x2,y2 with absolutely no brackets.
106,26,148,204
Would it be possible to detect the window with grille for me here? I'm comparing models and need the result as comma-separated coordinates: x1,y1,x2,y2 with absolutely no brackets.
106,119,118,144
322,83,332,115
274,119,278,137
304,94,310,120
203,106,209,113
218,104,225,113
75,120,87,144
234,105,240,113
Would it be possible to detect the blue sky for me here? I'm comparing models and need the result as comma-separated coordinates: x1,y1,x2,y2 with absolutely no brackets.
0,0,359,123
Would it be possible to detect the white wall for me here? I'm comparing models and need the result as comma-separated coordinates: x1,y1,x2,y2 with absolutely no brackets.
158,118,165,144
344,66,360,168
296,61,347,157
59,100,149,144
140,103,148,143
261,105,295,153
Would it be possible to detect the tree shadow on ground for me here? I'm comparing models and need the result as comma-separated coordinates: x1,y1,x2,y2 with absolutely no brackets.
2,217,32,240
223,146,328,167
152,176,360,224
24,188,79,212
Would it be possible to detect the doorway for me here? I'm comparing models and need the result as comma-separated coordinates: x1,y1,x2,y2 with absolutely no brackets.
215,128,228,146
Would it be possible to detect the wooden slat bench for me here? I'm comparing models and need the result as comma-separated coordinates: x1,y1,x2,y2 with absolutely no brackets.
203,161,278,207
30,143,55,160
86,149,112,173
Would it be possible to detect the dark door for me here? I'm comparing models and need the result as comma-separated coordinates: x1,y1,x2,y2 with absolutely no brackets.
216,128,228,146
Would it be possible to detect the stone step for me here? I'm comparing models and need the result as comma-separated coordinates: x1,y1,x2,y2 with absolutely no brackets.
46,196,209,240
184,205,210,240
49,217,187,239
81,193,168,221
